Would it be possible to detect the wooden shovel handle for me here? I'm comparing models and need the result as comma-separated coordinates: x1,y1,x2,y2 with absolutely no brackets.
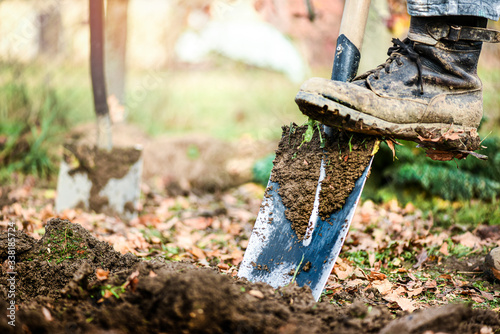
339,0,372,50
89,0,109,118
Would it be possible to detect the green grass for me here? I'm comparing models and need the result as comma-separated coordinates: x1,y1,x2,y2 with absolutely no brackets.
126,66,303,141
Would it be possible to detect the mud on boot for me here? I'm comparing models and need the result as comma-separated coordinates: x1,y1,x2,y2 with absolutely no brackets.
296,16,500,159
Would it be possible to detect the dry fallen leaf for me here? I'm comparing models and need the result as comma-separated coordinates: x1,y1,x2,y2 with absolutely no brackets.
183,217,213,230
384,291,417,312
424,280,437,289
189,246,206,260
471,295,485,303
123,270,140,292
386,140,396,160
452,232,482,249
407,287,423,298
439,242,449,256
217,262,230,270
372,279,393,295
345,279,366,290
334,258,354,280
96,268,110,281
438,274,452,280
413,250,428,269
480,290,495,301
368,271,387,281
368,252,376,268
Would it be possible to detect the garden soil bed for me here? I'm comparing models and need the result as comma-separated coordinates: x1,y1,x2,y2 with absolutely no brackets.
1,218,499,334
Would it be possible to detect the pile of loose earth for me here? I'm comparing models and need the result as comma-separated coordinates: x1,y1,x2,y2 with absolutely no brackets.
1,218,499,334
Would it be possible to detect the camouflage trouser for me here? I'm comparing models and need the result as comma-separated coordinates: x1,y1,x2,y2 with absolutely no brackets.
407,0,500,20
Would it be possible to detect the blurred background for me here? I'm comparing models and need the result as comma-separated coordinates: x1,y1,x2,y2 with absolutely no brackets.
1,0,500,226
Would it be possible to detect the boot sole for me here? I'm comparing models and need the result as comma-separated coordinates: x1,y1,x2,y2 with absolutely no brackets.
295,91,481,152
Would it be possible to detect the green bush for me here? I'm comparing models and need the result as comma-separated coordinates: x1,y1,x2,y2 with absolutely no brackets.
369,138,500,202
252,153,275,186
0,77,69,181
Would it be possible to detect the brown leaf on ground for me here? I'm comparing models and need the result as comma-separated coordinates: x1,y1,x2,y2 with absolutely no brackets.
123,270,140,292
492,267,500,280
189,246,206,260
217,262,230,270
96,268,109,281
471,295,485,303
480,290,495,301
384,291,417,312
407,287,423,298
183,217,213,230
452,232,482,249
372,279,393,295
334,258,354,280
439,242,449,256
414,249,428,269
424,280,437,289
368,271,387,281
438,274,452,280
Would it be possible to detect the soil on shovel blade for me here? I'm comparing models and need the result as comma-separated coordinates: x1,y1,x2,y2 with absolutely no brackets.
63,143,142,214
270,124,375,239
1,219,499,334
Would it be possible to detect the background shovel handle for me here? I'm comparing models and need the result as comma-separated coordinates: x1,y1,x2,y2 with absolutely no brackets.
90,0,112,150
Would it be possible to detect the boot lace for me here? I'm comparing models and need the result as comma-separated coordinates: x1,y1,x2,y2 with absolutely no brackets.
355,38,424,95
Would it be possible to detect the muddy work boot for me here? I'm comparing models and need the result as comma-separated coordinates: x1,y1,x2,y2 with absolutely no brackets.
296,16,500,157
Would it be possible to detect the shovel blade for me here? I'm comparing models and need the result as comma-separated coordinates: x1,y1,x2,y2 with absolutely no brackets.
55,147,142,221
238,157,372,301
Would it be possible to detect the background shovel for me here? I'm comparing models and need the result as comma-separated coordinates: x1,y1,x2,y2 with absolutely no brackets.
55,0,142,220
239,0,375,301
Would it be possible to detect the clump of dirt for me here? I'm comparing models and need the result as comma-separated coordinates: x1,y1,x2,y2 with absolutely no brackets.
270,124,323,239
63,143,142,214
1,219,499,334
380,303,500,334
0,218,139,302
270,124,374,239
319,129,375,218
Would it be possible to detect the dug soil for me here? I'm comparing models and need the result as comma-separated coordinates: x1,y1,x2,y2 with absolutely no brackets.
270,124,375,239
1,219,499,334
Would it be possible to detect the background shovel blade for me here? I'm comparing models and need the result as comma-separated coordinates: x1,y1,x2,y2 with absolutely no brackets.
238,157,373,301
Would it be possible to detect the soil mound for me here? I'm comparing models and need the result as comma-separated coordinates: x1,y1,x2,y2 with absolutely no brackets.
1,219,499,333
